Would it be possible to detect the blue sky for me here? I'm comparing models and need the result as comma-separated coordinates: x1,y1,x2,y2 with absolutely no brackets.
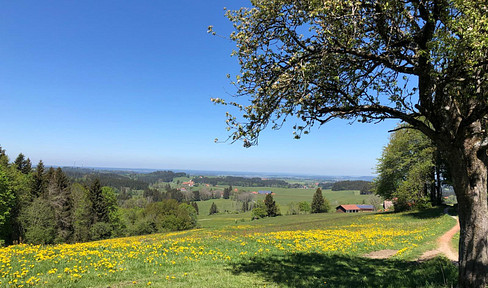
0,1,399,176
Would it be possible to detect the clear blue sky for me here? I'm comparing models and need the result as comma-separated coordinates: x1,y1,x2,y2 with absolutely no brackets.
0,1,399,176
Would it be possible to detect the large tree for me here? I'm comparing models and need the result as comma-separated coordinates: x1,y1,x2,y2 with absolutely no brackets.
47,168,73,243
375,124,444,210
215,1,488,286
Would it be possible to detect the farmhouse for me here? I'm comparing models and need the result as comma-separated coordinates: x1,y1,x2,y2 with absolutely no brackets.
182,180,194,187
336,204,374,213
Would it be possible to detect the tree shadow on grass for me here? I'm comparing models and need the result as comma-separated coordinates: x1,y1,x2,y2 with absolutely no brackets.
231,253,457,287
401,207,446,219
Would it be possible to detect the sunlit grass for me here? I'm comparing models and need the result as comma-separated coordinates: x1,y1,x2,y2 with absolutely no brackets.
0,208,456,287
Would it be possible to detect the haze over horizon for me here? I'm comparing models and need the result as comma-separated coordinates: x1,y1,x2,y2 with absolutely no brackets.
1,1,399,177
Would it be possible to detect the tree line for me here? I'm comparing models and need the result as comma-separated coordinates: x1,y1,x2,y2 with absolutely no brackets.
192,176,289,188
63,168,187,191
319,180,372,193
0,147,197,246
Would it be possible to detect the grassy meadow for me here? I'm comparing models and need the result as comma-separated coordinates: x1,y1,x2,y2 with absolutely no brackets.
197,186,373,217
0,205,458,287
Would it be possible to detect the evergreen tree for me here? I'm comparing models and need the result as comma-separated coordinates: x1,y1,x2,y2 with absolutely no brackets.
48,168,73,243
143,188,163,203
0,146,8,167
13,154,32,174
32,160,47,198
264,193,279,217
22,158,32,175
311,188,329,213
45,167,55,183
209,202,218,215
89,178,107,223
322,196,331,213
223,186,231,199
241,201,249,212
14,154,26,173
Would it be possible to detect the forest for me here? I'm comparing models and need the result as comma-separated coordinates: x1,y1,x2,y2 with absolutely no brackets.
62,167,187,190
0,147,197,246
192,176,289,187
319,180,372,193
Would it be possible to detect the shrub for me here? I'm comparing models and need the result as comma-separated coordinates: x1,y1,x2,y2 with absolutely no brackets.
298,201,311,214
287,202,299,215
90,222,113,241
145,200,197,232
251,201,267,219
251,206,267,219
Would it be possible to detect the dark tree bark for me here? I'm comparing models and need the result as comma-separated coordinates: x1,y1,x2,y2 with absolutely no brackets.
439,126,488,287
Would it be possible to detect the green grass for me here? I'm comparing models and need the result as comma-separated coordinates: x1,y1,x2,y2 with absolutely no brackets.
0,208,458,287
232,186,372,207
197,186,374,216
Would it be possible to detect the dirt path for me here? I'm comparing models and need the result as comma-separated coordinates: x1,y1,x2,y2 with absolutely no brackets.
419,210,460,262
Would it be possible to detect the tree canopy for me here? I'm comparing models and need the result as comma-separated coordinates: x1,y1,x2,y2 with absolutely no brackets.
375,124,441,211
214,0,488,147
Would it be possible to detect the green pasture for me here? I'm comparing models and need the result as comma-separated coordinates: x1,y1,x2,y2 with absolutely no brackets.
0,208,458,288
195,186,375,221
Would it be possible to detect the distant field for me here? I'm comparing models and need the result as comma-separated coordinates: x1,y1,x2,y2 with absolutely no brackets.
197,186,374,216
0,208,457,287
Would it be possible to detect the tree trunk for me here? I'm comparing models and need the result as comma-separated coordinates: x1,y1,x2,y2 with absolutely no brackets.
442,136,488,288
435,149,443,206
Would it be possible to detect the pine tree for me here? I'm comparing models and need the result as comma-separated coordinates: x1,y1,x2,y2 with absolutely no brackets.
89,178,108,223
322,195,331,213
0,146,8,167
22,158,32,174
48,168,73,243
311,188,328,213
264,193,278,217
32,160,47,198
241,201,249,212
14,154,25,172
223,186,231,199
13,154,32,174
209,202,218,215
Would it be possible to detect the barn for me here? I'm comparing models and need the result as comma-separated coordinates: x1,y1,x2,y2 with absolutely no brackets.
336,204,374,213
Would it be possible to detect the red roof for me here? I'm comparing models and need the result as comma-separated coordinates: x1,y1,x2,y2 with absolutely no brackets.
338,204,359,210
